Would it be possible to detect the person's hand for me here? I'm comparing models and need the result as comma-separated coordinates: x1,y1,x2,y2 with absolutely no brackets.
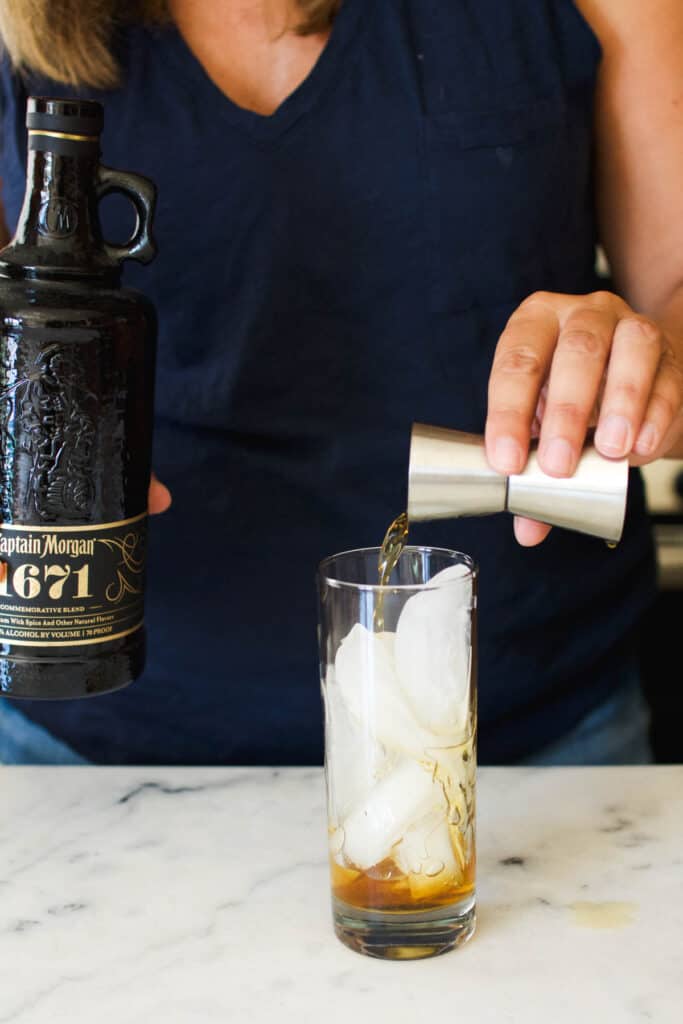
149,473,172,515
485,290,683,546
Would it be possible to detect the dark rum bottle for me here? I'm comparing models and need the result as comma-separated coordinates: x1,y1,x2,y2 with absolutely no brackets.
0,97,157,699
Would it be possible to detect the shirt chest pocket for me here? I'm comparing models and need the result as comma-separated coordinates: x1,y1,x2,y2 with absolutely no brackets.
425,95,586,315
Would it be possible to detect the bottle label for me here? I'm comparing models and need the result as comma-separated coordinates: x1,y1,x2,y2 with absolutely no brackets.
0,513,146,647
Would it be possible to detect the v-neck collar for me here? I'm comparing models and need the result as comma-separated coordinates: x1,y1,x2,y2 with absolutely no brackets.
162,1,364,142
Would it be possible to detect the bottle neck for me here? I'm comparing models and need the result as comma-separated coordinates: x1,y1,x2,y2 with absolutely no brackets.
1,144,117,281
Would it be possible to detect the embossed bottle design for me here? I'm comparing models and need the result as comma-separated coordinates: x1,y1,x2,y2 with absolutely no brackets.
0,97,157,698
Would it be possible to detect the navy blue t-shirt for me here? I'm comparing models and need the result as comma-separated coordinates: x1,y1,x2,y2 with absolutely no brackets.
0,1,655,764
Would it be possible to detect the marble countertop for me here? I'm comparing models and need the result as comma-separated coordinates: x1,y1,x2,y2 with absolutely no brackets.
1,766,681,1023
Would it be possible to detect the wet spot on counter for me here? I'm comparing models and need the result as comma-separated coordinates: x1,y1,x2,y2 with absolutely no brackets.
569,901,637,930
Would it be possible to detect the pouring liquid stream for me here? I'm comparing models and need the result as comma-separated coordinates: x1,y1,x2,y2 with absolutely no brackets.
373,511,410,632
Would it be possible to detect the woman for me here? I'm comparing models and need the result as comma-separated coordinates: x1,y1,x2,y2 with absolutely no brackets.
0,0,680,766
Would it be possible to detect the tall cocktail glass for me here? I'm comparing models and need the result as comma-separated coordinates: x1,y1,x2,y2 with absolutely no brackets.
318,546,477,960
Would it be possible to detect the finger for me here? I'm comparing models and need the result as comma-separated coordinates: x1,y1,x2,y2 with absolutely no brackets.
594,317,663,458
533,381,601,433
513,516,552,546
538,307,618,476
149,474,172,515
632,350,683,459
486,302,559,474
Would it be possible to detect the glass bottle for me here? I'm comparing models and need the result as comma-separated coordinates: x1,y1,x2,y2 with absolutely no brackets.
0,97,157,698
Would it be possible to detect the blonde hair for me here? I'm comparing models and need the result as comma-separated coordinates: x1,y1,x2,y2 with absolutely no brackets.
0,0,341,89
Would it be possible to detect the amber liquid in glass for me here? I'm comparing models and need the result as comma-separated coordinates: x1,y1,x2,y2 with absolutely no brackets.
331,738,476,915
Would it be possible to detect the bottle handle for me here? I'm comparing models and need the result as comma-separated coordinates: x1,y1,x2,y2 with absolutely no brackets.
96,165,157,266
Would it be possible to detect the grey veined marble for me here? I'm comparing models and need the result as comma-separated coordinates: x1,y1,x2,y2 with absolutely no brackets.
0,766,681,1023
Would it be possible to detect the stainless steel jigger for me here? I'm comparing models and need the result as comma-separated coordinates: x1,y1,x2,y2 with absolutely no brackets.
407,423,629,542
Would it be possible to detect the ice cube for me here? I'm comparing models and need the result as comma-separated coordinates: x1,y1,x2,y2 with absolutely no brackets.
323,665,392,824
408,831,465,902
394,564,472,737
395,808,465,901
395,808,459,876
334,623,444,758
341,759,443,871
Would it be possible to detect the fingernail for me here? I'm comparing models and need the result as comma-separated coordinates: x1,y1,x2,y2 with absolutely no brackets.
493,437,524,474
634,422,657,457
595,414,631,456
542,438,574,475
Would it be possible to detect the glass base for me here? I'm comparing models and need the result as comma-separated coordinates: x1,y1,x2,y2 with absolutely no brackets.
332,893,476,960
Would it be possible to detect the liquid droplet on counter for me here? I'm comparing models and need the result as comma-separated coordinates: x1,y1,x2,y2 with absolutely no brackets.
569,901,636,930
